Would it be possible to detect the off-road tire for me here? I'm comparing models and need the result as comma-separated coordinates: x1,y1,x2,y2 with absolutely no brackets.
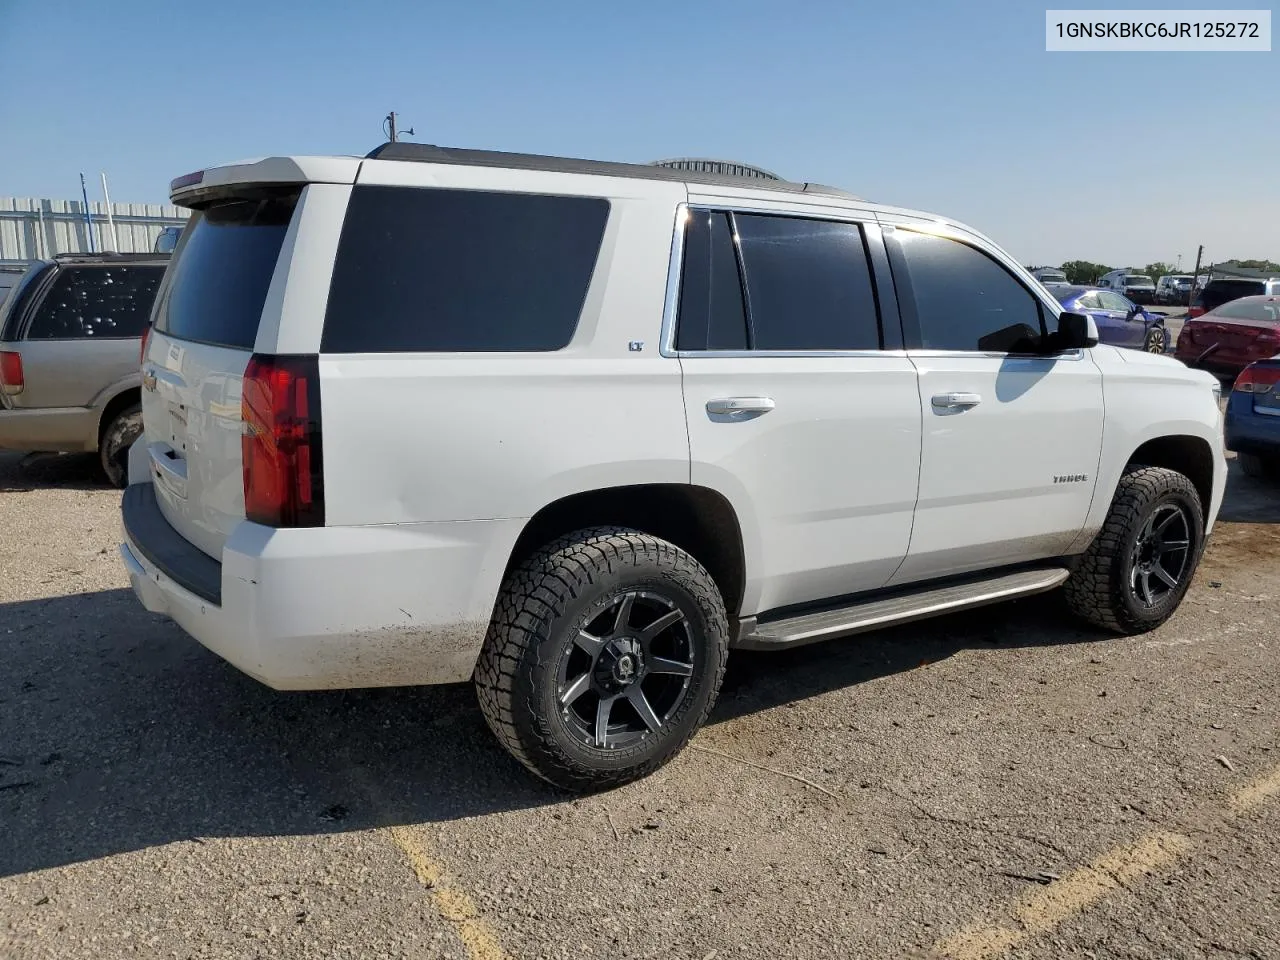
1063,466,1204,634
1238,452,1277,481
474,527,729,792
99,404,142,489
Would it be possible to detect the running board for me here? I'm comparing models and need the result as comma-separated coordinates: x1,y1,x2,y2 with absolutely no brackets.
736,567,1070,651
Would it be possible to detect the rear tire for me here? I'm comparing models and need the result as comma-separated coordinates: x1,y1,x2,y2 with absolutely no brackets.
474,527,729,792
1063,467,1204,635
99,404,141,489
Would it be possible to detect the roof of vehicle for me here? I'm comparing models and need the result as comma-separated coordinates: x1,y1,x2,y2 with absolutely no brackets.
363,142,862,201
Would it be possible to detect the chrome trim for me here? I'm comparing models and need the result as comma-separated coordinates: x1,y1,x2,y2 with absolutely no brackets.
657,203,688,358
906,349,1087,362
659,201,893,359
673,348,911,360
877,218,1069,329
682,197,876,222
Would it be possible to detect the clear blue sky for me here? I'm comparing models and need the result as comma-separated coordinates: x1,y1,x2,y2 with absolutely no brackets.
1,0,1275,269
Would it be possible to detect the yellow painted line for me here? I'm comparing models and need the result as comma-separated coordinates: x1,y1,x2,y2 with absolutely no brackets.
386,825,509,960
935,831,1190,960
1228,762,1280,814
935,760,1280,959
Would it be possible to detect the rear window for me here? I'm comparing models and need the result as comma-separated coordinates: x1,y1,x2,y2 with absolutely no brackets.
1203,279,1266,308
1214,299,1280,322
154,188,299,349
321,185,609,353
0,263,52,341
26,264,164,340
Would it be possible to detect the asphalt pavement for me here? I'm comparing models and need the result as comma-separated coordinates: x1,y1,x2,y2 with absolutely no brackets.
2,449,1278,959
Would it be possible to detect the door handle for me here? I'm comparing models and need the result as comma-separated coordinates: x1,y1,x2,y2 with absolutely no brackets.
931,392,982,410
706,396,776,418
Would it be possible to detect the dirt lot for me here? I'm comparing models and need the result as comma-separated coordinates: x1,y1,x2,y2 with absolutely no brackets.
2,450,1278,960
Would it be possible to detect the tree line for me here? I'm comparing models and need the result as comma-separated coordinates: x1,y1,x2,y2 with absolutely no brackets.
1034,259,1280,285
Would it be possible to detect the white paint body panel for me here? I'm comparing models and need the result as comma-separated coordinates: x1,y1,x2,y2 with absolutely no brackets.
120,151,1227,690
891,353,1104,584
680,355,922,615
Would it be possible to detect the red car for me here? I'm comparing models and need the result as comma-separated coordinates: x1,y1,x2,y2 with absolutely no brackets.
1174,295,1280,381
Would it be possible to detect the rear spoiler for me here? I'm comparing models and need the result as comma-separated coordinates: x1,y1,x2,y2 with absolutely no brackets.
169,156,362,206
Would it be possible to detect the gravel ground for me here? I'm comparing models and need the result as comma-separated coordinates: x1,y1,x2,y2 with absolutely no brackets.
2,449,1278,959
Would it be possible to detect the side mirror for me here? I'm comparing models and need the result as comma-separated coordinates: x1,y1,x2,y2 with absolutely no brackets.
1054,312,1099,350
1127,304,1142,319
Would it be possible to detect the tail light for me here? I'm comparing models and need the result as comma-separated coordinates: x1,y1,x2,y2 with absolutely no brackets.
139,322,153,366
1234,364,1280,395
241,354,324,527
0,351,23,395
1188,304,1205,318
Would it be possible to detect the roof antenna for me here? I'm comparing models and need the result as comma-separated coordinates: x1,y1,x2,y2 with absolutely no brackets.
383,111,415,143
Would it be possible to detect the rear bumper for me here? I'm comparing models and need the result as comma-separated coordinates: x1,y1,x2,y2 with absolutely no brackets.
120,481,523,690
0,405,98,452
1225,397,1280,455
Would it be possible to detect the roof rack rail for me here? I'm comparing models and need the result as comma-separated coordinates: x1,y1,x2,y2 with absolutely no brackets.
364,142,860,201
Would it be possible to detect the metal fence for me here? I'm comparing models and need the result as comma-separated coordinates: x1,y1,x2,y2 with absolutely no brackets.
0,197,189,273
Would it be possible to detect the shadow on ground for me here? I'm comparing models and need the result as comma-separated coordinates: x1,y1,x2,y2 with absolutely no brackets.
0,583,1106,879
0,451,110,493
1218,458,1280,524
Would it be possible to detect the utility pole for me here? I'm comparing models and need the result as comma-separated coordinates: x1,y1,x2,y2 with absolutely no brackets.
1189,244,1204,307
383,111,414,144
79,172,95,254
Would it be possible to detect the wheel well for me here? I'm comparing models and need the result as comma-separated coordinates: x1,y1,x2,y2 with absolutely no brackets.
507,485,746,616
97,388,141,447
1127,435,1215,512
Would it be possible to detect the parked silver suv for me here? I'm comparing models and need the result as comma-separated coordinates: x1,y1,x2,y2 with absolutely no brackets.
0,252,169,485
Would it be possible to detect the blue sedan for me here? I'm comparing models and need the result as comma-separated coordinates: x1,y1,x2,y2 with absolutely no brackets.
1048,285,1169,353
1225,356,1280,480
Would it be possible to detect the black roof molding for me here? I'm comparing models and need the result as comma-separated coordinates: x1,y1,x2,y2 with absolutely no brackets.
364,142,860,200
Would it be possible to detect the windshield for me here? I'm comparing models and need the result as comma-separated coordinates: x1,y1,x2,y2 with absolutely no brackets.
1125,275,1154,286
1039,271,1066,281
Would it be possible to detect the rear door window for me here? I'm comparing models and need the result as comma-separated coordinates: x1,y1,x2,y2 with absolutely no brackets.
26,265,164,340
675,210,748,351
154,188,299,349
733,214,881,351
322,185,609,353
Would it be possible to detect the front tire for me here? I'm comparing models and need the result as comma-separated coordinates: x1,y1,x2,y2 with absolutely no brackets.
99,404,142,488
474,527,729,792
1064,467,1204,634
1144,325,1166,353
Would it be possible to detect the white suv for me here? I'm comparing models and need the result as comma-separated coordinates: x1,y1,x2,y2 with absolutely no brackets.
121,143,1226,790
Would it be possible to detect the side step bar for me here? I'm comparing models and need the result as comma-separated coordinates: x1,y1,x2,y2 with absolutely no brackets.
736,567,1070,651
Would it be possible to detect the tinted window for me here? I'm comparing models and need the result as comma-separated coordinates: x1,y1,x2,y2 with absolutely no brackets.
1203,279,1266,310
26,265,163,340
0,262,53,341
897,231,1044,352
734,214,880,351
675,210,748,351
323,186,608,353
155,189,298,349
